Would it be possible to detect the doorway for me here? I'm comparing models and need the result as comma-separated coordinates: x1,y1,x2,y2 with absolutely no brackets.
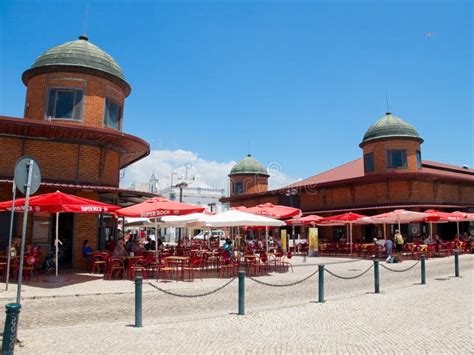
51,213,74,268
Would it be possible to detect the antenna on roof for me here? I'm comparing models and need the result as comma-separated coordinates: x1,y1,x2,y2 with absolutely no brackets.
385,90,390,114
82,0,91,37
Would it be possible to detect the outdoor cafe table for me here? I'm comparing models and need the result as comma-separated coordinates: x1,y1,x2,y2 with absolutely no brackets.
123,256,142,278
165,256,190,280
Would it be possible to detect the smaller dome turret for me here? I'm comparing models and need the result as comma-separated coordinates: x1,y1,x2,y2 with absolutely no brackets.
229,154,269,176
360,112,423,147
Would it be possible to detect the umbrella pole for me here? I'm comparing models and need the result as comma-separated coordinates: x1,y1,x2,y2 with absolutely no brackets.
349,223,353,255
292,225,295,252
55,212,59,277
383,223,386,239
5,181,17,291
456,221,459,237
265,227,269,252
430,221,433,243
155,221,159,260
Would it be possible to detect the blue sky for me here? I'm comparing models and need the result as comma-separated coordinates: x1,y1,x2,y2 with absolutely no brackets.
0,0,472,187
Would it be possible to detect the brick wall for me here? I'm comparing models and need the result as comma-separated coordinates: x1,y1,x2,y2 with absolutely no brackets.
24,72,126,129
73,190,99,268
0,137,120,187
229,174,269,196
363,139,421,174
299,178,474,212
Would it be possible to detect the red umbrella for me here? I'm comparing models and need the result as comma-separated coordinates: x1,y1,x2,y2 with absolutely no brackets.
423,210,454,242
0,191,120,277
245,203,302,219
0,191,120,213
424,209,453,222
449,211,474,237
116,197,205,218
286,214,323,226
318,212,367,224
318,212,368,255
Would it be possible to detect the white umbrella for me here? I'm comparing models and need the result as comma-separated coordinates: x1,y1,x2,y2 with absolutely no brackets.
202,210,285,228
161,213,211,227
202,210,284,251
369,209,431,234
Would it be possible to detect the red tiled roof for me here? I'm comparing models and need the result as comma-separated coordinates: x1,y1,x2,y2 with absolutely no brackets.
287,158,474,189
288,158,364,188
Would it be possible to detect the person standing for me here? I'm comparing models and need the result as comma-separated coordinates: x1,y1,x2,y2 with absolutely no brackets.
394,229,404,256
385,237,394,263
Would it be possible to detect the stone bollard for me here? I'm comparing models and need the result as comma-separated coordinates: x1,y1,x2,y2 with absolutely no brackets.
374,260,380,294
454,250,460,277
318,265,325,303
238,271,245,315
420,255,426,285
135,275,143,327
2,303,21,355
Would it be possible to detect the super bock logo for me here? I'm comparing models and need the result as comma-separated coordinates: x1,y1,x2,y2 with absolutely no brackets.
80,206,103,212
141,210,170,217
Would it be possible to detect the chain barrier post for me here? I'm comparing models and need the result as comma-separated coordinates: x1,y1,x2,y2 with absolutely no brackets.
374,260,380,294
454,250,460,277
238,271,245,315
2,303,21,354
135,275,143,327
318,264,325,303
420,255,426,285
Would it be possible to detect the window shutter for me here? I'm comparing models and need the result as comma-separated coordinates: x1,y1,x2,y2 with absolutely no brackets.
73,91,83,120
46,90,56,118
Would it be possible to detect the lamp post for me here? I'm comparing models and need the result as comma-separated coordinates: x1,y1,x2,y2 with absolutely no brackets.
285,188,298,251
175,182,188,242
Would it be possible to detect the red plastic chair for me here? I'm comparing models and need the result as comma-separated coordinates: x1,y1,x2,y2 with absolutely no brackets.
105,258,125,280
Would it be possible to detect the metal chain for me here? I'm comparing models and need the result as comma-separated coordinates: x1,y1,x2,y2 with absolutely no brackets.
146,277,236,298
324,264,374,280
380,260,420,273
247,268,319,287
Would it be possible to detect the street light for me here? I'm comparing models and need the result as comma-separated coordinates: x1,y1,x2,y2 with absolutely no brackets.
175,182,188,242
285,188,298,250
176,182,188,202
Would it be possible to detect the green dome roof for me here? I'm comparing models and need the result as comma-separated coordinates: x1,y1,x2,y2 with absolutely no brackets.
361,112,423,146
23,35,129,91
229,155,269,176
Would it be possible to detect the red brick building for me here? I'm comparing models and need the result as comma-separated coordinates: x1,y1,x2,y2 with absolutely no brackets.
222,113,474,241
0,35,154,267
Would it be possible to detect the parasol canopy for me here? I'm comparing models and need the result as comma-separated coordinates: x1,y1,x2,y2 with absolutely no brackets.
115,197,205,218
0,190,120,213
244,203,302,219
286,214,323,226
201,210,286,228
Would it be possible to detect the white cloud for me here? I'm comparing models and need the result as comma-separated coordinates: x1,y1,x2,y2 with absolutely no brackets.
120,149,299,194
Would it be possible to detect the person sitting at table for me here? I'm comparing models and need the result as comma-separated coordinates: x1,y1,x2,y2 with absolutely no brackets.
82,240,93,261
423,235,431,245
113,239,127,257
106,239,116,253
8,237,22,257
145,237,156,251
223,238,233,258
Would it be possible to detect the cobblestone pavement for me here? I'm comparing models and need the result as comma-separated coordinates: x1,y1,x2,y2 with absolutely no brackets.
1,254,472,354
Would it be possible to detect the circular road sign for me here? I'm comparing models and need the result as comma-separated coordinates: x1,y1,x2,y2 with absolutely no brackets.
14,156,42,195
